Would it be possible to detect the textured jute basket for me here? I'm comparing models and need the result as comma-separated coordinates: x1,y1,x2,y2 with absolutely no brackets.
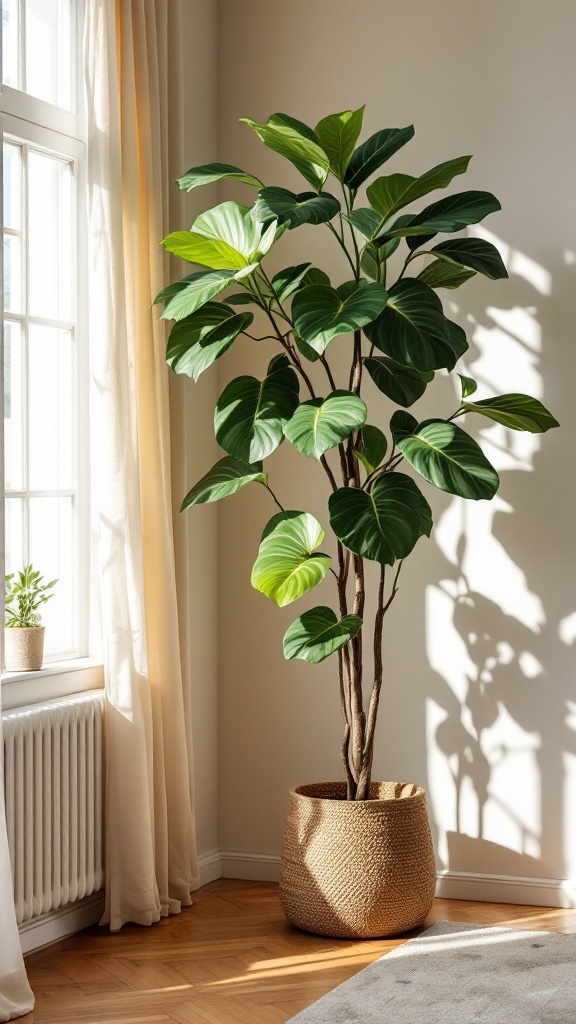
279,781,436,939
4,626,45,671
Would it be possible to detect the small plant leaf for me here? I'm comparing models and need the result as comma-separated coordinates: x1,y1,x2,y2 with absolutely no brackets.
364,356,429,408
251,512,331,607
181,457,267,510
397,419,500,499
166,303,253,381
284,391,367,459
329,474,432,564
430,238,508,279
345,125,415,190
215,356,300,462
461,394,559,432
314,107,365,181
256,188,340,229
177,162,263,191
283,607,363,663
417,259,476,290
458,374,478,399
241,113,330,190
354,424,387,473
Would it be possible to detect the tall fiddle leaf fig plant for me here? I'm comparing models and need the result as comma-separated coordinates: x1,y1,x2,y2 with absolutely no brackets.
157,108,558,800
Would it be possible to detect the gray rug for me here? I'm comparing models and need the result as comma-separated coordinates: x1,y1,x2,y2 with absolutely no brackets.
288,920,576,1023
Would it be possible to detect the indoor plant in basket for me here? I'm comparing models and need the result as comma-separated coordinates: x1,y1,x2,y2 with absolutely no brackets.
157,107,558,938
4,565,57,672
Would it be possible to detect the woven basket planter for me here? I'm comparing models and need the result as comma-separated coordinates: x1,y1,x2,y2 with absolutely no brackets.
4,626,45,672
279,781,436,939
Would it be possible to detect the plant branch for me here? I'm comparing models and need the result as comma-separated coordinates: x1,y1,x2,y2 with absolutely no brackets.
264,484,285,513
327,220,357,278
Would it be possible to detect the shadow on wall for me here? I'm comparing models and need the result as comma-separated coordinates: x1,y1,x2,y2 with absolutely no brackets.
425,230,576,883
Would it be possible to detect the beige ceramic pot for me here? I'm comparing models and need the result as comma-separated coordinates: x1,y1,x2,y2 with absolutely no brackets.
279,781,436,939
4,626,45,671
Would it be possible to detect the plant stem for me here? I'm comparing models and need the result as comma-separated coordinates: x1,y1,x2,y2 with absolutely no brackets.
264,484,285,513
327,220,357,278
320,355,337,391
356,563,386,800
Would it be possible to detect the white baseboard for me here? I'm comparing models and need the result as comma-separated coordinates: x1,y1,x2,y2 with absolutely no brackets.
220,850,280,882
19,891,105,955
436,869,576,908
196,848,223,887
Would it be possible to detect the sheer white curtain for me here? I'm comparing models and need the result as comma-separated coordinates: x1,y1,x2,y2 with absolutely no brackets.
0,740,34,1020
85,0,199,931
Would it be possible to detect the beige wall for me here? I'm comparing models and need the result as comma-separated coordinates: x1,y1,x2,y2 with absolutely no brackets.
213,0,576,893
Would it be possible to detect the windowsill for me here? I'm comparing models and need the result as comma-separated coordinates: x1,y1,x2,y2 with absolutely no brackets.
1,657,104,712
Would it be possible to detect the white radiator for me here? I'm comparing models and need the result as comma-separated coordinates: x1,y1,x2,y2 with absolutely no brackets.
2,689,105,925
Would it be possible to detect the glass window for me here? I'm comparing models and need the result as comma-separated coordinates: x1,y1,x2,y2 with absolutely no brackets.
2,0,73,110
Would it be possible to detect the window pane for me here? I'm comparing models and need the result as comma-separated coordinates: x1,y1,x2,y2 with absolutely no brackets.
3,233,23,313
4,320,24,491
28,150,72,320
25,0,72,110
29,496,74,654
1,0,21,91
3,142,22,230
5,498,24,575
28,325,73,490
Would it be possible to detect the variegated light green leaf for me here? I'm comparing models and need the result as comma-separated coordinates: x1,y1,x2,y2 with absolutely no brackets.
181,457,267,510
461,394,559,433
284,390,367,459
251,512,331,607
329,474,432,564
159,270,238,321
160,230,250,271
283,607,363,663
397,419,499,499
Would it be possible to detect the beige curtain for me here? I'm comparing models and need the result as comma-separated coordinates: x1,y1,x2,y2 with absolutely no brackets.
0,736,34,1019
84,0,199,931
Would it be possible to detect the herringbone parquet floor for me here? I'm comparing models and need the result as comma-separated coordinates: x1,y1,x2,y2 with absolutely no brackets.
20,879,576,1023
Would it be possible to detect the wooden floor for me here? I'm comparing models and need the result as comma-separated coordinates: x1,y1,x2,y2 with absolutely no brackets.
21,879,576,1024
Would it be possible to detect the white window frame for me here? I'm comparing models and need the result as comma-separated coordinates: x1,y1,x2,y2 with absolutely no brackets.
1,0,103,701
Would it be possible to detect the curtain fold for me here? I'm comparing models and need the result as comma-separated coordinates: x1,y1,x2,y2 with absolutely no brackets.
85,0,199,932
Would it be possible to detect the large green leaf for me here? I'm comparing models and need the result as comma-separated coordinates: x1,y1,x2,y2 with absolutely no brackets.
314,107,365,181
181,456,267,510
191,201,277,260
251,512,331,607
417,259,476,290
461,394,559,433
271,264,312,302
366,155,471,225
364,355,429,408
256,188,340,229
344,208,382,240
292,281,388,355
283,606,363,664
284,390,367,459
161,230,250,271
345,125,415,190
215,355,300,462
376,191,501,248
329,473,432,564
353,424,387,473
241,113,330,190
429,238,509,279
159,270,237,321
364,279,456,372
177,162,263,191
166,303,252,380
397,419,499,499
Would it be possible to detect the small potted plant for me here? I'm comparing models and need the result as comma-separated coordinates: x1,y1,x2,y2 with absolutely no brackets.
157,106,558,937
4,565,57,672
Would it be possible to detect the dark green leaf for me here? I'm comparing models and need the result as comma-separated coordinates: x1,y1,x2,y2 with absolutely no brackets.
225,291,261,306
329,473,432,564
256,187,340,229
251,512,331,606
166,304,253,380
417,259,476,290
271,264,312,302
353,424,387,473
177,162,264,191
345,125,415,190
364,279,456,371
294,333,321,363
181,456,267,510
343,208,382,240
397,419,499,499
314,107,365,181
376,191,501,247
364,356,429,408
215,358,300,462
444,319,469,366
160,270,237,321
366,156,471,224
360,242,380,281
462,394,559,432
390,410,418,444
430,238,509,279
284,390,367,459
283,606,363,663
240,113,330,190
292,281,388,354
458,374,478,399
299,267,331,288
